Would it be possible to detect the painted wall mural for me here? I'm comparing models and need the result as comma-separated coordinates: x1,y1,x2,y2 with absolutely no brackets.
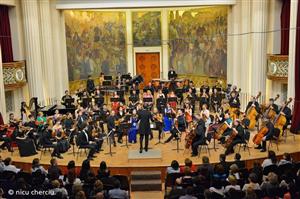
132,11,161,47
169,6,228,77
64,10,127,81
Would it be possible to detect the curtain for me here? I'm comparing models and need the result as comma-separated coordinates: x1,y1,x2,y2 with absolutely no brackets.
0,5,13,62
291,1,300,133
281,0,291,55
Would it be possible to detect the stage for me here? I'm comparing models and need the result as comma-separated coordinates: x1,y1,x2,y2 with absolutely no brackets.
2,130,300,181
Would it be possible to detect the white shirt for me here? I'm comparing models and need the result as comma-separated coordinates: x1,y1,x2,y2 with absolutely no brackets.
4,164,20,173
242,183,261,191
261,159,274,169
224,185,240,193
32,166,48,175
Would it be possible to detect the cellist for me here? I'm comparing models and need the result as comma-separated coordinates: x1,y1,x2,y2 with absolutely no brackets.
219,112,233,144
278,100,292,133
245,96,260,114
228,86,240,121
254,116,275,152
224,119,245,156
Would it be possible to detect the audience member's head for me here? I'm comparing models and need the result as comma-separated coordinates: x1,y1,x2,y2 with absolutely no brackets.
170,160,179,170
67,160,76,170
75,190,86,199
32,158,40,169
81,159,90,171
4,157,12,166
94,192,104,199
228,175,237,186
114,179,121,189
50,158,57,166
214,164,225,175
184,158,193,168
267,172,278,185
283,152,291,162
268,150,277,164
219,154,226,162
229,164,239,174
235,153,241,161
72,183,83,196
93,180,103,193
51,180,60,188
99,161,107,172
248,173,258,183
202,156,210,164
183,166,192,176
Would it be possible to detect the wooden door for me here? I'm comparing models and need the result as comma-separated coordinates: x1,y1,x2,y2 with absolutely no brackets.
136,53,160,87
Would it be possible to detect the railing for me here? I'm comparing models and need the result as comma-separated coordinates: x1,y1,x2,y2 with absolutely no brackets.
3,61,27,90
267,54,288,82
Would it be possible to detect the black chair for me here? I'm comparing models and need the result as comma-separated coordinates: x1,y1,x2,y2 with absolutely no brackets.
164,173,183,194
238,130,250,155
2,170,16,181
39,143,55,160
197,143,210,157
278,163,294,177
263,164,278,176
283,125,295,143
16,171,32,185
74,135,88,160
112,175,130,192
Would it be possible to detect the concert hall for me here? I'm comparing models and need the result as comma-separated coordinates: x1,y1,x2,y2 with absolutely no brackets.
0,0,300,198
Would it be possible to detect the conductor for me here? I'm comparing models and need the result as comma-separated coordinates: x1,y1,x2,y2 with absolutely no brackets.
137,104,153,153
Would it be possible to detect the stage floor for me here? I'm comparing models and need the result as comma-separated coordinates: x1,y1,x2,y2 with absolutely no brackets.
2,130,300,170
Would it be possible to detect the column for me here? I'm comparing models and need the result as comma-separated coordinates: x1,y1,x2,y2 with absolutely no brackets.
39,0,56,104
21,0,45,105
287,0,298,99
126,11,134,75
250,0,268,101
0,45,7,122
161,9,169,79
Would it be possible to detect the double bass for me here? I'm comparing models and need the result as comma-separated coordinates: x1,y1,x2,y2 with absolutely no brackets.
215,122,229,140
229,88,241,121
224,127,238,148
273,98,293,136
263,94,280,120
246,92,261,129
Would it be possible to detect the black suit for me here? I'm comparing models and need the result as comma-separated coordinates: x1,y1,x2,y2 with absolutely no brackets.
225,124,245,155
137,109,153,151
191,119,206,155
168,70,177,80
77,130,96,158
40,130,60,157
87,79,95,94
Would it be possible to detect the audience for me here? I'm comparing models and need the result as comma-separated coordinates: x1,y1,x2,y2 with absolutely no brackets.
261,150,277,169
31,158,48,175
278,152,292,166
167,160,180,174
233,153,245,168
97,161,110,179
224,175,240,193
48,158,62,180
197,156,214,179
180,158,196,173
3,157,20,173
260,172,279,197
242,173,261,191
108,179,129,199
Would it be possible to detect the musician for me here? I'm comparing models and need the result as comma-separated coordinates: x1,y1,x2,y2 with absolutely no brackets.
107,110,122,146
201,81,210,94
219,112,233,143
191,114,207,157
111,92,120,113
40,126,63,159
77,110,87,130
189,81,197,94
229,87,240,109
153,108,163,142
184,104,193,125
94,87,104,107
86,75,95,94
0,124,13,152
77,125,97,160
130,83,140,95
129,90,139,109
143,90,154,110
255,117,275,152
128,109,138,143
61,90,73,106
99,72,104,87
24,114,40,150
168,67,177,80
20,102,29,124
99,104,110,133
211,88,221,112
268,98,279,113
224,119,245,156
164,109,186,143
168,91,177,110
163,104,175,134
199,89,209,110
9,113,18,126
15,122,38,156
279,101,292,131
200,104,211,132
115,72,122,85
137,105,153,153
144,82,155,95
175,82,184,104
52,118,70,154
162,82,169,97
245,96,260,114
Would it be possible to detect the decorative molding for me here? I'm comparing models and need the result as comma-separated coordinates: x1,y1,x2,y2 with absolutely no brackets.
267,54,288,82
3,61,27,90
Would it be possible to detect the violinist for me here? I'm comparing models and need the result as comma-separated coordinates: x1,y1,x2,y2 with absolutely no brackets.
200,104,211,132
156,89,166,113
164,109,186,144
184,103,193,127
87,75,95,95
40,123,63,159
191,114,207,157
15,121,38,156
153,108,163,142
255,117,275,152
129,90,139,110
168,91,177,110
111,91,120,113
107,110,119,146
143,90,154,110
52,118,70,154
224,119,245,156
144,82,155,95
211,88,221,113
20,102,29,124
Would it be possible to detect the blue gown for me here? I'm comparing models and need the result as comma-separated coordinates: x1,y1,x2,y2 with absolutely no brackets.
163,116,173,132
128,117,138,143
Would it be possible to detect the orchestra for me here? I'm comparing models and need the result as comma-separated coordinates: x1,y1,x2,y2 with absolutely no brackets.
0,69,294,159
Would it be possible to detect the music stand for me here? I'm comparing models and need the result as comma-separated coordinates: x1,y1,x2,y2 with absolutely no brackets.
120,122,131,148
168,97,177,103
103,81,112,86
171,126,184,153
82,97,92,107
110,97,120,103
143,98,153,103
104,75,113,81
65,98,75,108
105,130,116,156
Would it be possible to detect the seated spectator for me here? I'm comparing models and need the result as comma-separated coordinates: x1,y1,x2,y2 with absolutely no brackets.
94,192,104,199
90,179,104,198
0,156,5,172
97,161,110,179
261,150,277,169
218,154,229,174
251,160,263,183
244,187,258,199
75,190,86,199
213,164,227,181
3,157,20,173
71,183,84,199
180,158,196,173
260,172,279,197
51,179,68,198
278,152,292,166
108,179,129,199
197,156,213,180
167,160,180,174
79,159,94,182
208,179,225,197
31,158,48,175
176,166,193,188
233,153,245,168
48,158,62,180
242,173,261,191
65,169,81,185
179,187,197,199
229,164,240,180
224,175,241,193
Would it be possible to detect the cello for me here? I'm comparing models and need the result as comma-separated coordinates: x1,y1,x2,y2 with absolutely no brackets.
273,98,293,136
229,88,241,121
246,92,261,129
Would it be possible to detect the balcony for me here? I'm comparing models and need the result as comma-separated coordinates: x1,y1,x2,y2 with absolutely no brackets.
3,61,27,90
267,54,288,82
